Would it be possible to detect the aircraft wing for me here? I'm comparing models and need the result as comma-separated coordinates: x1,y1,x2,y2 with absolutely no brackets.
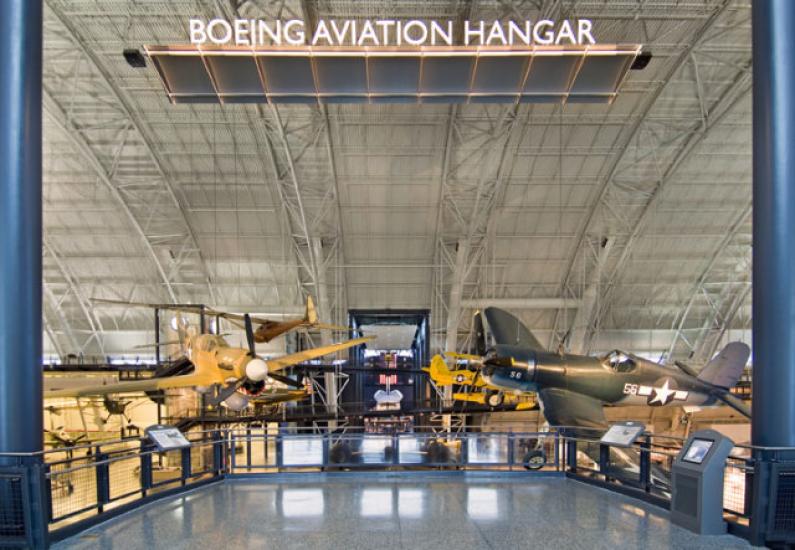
266,337,373,372
537,388,608,430
313,322,350,331
483,307,546,351
45,372,217,398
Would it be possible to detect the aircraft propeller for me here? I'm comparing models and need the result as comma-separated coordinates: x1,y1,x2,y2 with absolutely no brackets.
205,316,269,409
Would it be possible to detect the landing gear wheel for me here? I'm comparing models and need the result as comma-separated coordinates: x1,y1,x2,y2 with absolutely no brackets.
522,450,546,470
486,391,504,408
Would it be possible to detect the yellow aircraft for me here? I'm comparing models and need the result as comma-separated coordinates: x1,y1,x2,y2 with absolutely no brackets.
425,353,535,411
46,322,372,411
93,295,347,343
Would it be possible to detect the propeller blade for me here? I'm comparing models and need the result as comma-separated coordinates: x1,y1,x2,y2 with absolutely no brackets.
244,314,255,356
207,380,246,407
674,360,700,378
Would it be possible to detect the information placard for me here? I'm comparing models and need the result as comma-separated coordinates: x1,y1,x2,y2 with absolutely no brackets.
145,425,190,451
599,421,646,447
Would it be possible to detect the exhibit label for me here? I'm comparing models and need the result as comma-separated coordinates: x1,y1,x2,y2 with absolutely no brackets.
189,18,597,47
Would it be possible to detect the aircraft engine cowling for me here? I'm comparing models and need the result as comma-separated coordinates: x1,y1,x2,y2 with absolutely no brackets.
245,358,268,381
223,392,250,411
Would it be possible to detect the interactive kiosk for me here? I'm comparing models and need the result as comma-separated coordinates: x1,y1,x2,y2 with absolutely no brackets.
670,429,735,535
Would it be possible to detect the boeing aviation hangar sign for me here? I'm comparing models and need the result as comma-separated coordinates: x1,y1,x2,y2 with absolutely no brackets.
188,18,597,47
145,18,642,104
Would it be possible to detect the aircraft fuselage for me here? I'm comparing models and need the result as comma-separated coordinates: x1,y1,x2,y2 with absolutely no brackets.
480,344,720,409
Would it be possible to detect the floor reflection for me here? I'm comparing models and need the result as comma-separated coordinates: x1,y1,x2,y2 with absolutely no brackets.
361,488,393,517
53,476,753,550
467,487,499,520
280,488,324,517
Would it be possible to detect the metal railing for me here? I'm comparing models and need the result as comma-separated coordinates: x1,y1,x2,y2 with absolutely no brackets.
1,426,783,547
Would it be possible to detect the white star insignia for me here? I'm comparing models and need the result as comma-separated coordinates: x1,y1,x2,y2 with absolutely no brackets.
649,379,675,405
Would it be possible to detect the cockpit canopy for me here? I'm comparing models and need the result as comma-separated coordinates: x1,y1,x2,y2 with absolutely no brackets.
602,349,637,373
193,334,225,352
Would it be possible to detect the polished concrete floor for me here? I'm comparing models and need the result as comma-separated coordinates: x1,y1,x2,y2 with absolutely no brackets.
53,474,752,549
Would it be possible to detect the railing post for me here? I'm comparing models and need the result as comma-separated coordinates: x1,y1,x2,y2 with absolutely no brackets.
140,442,153,495
639,437,651,492
553,432,560,470
322,433,330,469
245,427,252,468
95,449,109,513
276,434,283,469
43,462,53,524
599,444,611,481
212,430,224,475
507,434,514,469
743,458,753,517
230,432,237,471
180,446,192,485
392,433,399,465
566,439,577,473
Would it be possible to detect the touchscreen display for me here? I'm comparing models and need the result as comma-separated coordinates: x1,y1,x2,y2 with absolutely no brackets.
682,438,713,464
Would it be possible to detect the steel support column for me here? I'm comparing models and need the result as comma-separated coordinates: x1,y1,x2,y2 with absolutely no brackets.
751,2,795,545
0,0,43,455
751,0,795,448
0,2,47,546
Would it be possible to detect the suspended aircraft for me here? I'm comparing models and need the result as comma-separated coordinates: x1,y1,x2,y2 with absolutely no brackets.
424,353,535,410
93,295,347,343
446,307,751,432
46,312,372,412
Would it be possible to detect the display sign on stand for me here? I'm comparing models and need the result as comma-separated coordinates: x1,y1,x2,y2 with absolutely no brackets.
599,421,646,447
145,425,191,451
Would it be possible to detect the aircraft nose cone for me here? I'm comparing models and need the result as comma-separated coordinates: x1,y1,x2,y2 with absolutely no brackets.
245,358,269,381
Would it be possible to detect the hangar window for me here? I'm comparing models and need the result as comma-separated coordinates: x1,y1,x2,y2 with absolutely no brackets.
602,350,637,373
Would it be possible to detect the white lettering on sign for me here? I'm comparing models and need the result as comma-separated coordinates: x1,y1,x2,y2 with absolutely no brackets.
187,18,597,47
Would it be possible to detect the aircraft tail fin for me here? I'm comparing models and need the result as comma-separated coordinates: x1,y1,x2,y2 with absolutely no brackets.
482,307,545,351
305,295,318,324
428,355,452,385
470,311,487,356
697,342,750,389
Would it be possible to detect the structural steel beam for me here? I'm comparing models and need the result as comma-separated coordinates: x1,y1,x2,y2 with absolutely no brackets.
43,92,178,303
43,238,106,355
460,298,581,310
46,1,216,303
591,69,752,347
557,0,734,321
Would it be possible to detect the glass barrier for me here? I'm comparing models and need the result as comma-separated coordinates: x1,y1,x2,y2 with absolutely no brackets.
281,436,324,467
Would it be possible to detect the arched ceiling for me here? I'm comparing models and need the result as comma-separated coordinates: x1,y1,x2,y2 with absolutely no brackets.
41,0,752,363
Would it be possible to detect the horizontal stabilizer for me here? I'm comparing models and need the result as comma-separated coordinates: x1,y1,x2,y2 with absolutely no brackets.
698,342,750,389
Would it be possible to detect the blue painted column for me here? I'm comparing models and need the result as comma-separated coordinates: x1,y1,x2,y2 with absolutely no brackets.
750,2,795,545
752,0,795,449
0,0,43,455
